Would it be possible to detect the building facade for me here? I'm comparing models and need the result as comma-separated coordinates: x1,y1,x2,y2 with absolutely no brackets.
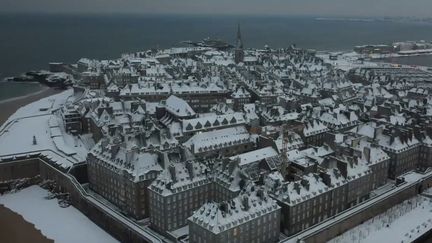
188,187,280,243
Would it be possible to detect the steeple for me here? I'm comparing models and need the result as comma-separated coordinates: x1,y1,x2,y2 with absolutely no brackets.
235,23,245,64
236,23,243,49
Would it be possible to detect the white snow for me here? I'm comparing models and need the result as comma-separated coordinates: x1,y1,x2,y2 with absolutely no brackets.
231,146,278,167
182,112,246,133
165,95,196,118
189,188,280,234
329,196,432,243
0,185,118,243
0,90,88,168
1,89,74,127
183,126,254,154
283,171,432,243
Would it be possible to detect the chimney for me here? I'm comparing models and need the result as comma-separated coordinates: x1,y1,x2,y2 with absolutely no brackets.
293,182,301,194
125,150,135,163
219,202,228,213
256,188,264,199
166,181,172,190
242,195,250,211
336,160,348,178
159,152,170,168
229,158,240,174
320,172,331,186
110,145,120,159
301,179,310,191
169,164,177,182
363,146,371,163
101,139,109,152
390,130,396,145
186,160,194,179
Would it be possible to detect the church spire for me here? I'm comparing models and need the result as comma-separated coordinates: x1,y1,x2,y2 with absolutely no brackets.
236,23,243,49
235,23,244,64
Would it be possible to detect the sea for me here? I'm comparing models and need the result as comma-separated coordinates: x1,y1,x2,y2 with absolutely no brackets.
2,13,432,101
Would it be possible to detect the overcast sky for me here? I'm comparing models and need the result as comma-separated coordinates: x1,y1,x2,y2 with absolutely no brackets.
1,0,431,17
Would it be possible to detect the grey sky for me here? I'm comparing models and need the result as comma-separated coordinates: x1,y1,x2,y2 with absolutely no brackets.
1,0,432,17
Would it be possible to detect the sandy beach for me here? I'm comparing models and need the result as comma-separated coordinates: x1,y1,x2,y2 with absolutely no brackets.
0,205,53,243
0,87,61,126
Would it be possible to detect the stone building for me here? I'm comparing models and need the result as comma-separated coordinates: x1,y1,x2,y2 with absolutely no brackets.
148,161,212,232
87,139,162,219
61,105,82,135
181,113,246,138
353,140,390,188
183,126,257,158
302,119,329,146
419,133,432,171
188,187,280,243
272,144,376,236
319,108,359,132
376,128,420,179
231,86,251,111
148,158,250,233
324,155,372,207
119,81,230,112
272,171,347,236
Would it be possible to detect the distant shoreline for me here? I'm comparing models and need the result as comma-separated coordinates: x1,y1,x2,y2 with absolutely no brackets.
0,86,50,105
0,81,47,103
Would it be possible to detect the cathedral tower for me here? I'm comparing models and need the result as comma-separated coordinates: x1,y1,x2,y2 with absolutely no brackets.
235,24,244,64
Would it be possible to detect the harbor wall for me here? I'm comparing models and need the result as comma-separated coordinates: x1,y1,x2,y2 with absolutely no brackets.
0,157,155,243
3,157,431,243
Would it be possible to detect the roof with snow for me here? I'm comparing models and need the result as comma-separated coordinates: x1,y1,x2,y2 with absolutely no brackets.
182,112,246,133
183,126,256,154
149,161,211,196
230,147,279,167
166,95,196,118
89,139,163,182
189,188,280,234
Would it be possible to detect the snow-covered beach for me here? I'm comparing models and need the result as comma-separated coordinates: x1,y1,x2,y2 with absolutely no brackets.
0,204,53,243
0,87,61,126
0,185,118,243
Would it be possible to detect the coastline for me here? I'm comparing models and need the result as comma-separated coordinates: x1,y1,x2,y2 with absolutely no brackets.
0,86,50,105
0,87,61,126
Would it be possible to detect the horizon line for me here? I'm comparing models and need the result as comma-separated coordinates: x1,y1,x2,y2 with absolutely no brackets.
0,11,427,20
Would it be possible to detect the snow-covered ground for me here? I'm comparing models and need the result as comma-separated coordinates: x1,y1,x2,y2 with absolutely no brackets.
329,195,432,243
1,89,74,127
0,185,118,243
0,89,91,168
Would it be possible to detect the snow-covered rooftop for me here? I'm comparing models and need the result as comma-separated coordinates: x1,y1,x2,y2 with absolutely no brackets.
165,95,196,118
183,126,255,154
189,187,280,234
149,161,211,196
230,147,278,167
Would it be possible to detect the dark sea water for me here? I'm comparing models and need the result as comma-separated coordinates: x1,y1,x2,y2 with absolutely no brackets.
0,82,44,102
1,14,432,100
377,55,432,67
